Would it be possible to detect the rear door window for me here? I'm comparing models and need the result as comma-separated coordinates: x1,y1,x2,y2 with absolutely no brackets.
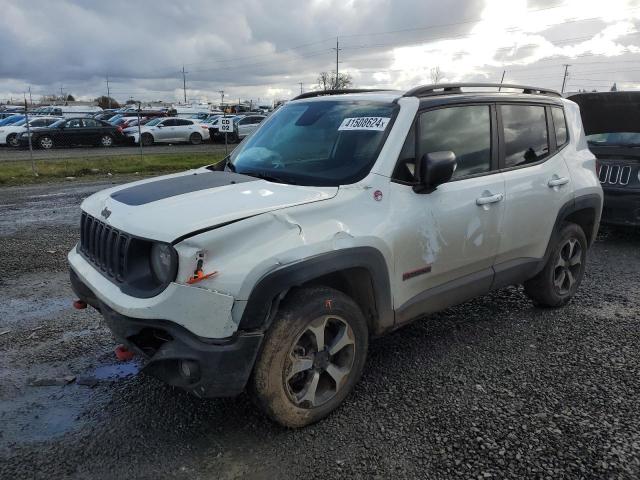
501,105,549,167
551,107,568,147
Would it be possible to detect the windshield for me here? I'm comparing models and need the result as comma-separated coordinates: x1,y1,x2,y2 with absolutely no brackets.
587,132,640,147
13,119,28,126
228,100,396,186
145,118,163,126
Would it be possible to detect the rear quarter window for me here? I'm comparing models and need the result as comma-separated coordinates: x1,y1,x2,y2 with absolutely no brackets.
551,107,568,147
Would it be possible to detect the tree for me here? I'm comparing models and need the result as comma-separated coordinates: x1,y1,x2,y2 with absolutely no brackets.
66,94,75,102
125,99,139,105
95,96,120,109
610,82,618,92
317,71,353,91
430,66,442,85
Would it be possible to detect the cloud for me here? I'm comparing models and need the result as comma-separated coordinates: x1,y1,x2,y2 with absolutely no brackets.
0,0,639,104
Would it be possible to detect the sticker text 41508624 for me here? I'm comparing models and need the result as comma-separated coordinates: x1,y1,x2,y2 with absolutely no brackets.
338,117,390,131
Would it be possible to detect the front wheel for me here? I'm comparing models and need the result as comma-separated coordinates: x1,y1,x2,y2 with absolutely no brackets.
250,287,368,428
524,222,588,307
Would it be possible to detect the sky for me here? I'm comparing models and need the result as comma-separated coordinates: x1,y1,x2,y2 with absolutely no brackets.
1,0,640,105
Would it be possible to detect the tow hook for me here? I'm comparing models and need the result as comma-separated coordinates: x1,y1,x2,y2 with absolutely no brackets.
73,299,87,310
115,344,135,361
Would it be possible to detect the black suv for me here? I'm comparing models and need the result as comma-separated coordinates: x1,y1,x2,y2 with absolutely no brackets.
18,117,126,149
570,91,640,227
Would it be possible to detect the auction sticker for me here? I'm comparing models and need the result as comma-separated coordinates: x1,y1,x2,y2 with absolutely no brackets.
338,117,390,131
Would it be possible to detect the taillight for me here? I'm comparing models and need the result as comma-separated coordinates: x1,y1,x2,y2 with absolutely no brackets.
595,159,600,175
117,126,123,132
201,125,207,130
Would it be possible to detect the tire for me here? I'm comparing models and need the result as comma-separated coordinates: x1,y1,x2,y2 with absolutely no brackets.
6,133,19,147
524,222,588,307
38,136,54,150
141,133,154,147
189,132,202,145
250,287,369,428
99,134,114,147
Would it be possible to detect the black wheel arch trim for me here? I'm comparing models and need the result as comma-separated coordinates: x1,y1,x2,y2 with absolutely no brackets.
539,193,602,274
238,247,394,334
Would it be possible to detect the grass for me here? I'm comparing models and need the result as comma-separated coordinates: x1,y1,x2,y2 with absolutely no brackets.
0,152,226,186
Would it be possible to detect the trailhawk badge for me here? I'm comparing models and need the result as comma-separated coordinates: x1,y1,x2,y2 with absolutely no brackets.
101,207,112,219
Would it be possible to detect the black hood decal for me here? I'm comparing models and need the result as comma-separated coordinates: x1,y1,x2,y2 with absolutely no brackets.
111,171,256,206
568,92,640,135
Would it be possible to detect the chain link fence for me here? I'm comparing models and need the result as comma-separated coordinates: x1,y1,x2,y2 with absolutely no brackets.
0,105,271,180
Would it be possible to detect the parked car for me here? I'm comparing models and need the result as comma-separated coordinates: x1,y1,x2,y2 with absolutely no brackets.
30,105,103,118
0,116,62,146
69,84,602,427
569,91,640,227
0,114,26,127
126,117,210,145
18,117,126,149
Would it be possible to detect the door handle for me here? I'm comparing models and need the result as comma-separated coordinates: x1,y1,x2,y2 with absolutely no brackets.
476,193,504,205
548,177,569,188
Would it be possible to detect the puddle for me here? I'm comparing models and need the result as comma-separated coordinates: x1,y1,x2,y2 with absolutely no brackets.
0,296,71,326
93,361,140,380
0,384,93,446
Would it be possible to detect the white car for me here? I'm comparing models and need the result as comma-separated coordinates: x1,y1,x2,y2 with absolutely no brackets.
126,117,210,146
69,83,602,428
0,116,62,146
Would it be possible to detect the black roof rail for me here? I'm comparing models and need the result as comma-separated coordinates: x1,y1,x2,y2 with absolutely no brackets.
403,83,561,98
292,88,392,101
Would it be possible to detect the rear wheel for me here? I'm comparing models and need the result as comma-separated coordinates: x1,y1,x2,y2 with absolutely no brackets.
38,136,54,150
524,222,587,307
189,132,202,145
141,133,154,146
250,287,368,428
99,134,114,147
6,133,19,147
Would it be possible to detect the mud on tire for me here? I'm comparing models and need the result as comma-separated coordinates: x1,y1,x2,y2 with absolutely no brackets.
249,286,369,428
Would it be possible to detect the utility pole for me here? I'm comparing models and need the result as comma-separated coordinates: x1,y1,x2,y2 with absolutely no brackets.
561,64,570,94
28,86,32,106
499,70,506,91
181,65,188,103
219,90,225,111
106,75,111,109
332,37,342,89
60,86,64,103
299,82,304,94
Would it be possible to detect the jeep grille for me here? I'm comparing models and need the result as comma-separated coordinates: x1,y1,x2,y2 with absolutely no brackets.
79,212,130,282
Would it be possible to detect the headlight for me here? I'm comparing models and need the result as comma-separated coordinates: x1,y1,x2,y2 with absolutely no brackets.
150,243,178,284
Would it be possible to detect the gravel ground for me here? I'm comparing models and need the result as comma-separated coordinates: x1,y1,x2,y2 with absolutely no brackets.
1,177,639,479
0,143,229,162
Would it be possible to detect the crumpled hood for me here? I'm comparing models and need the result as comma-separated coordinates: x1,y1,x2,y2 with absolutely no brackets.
81,169,338,242
568,91,640,135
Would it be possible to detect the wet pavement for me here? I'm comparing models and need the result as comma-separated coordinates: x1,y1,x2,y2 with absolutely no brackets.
1,177,639,479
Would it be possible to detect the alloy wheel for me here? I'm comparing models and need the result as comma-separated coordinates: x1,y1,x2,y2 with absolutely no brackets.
285,315,356,408
553,238,582,295
101,135,113,147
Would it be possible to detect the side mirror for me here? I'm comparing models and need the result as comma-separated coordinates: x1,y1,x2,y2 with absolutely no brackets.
414,151,457,193
157,124,163,128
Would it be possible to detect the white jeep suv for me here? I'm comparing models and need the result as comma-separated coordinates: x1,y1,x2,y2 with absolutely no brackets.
69,84,602,427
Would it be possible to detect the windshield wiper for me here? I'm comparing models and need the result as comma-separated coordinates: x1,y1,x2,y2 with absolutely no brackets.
224,158,236,172
243,170,296,185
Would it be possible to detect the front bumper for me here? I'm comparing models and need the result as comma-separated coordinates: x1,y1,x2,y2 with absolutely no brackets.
601,188,640,226
68,248,238,338
70,268,263,397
